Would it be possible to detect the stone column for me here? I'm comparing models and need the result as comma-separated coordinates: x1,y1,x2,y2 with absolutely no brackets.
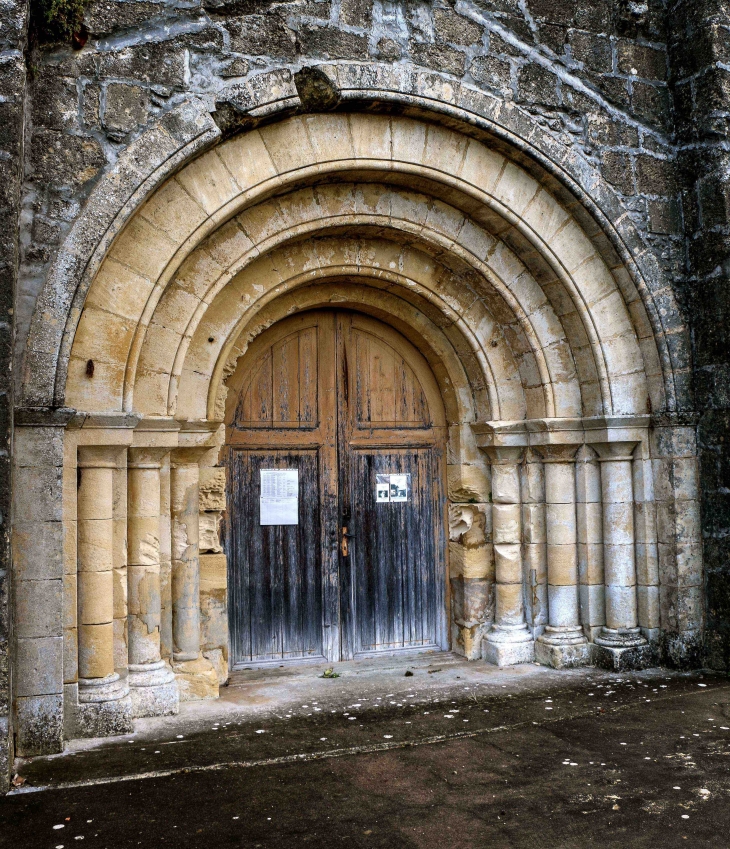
535,445,590,668
126,448,179,717
159,454,173,663
76,446,132,734
522,451,547,632
112,458,129,673
170,448,218,700
633,445,660,641
576,445,605,641
482,447,534,666
594,442,647,656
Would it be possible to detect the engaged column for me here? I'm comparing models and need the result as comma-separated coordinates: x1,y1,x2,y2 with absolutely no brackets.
76,446,133,733
482,446,534,666
170,447,219,701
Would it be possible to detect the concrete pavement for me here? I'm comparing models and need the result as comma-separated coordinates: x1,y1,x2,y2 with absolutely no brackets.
3,653,730,848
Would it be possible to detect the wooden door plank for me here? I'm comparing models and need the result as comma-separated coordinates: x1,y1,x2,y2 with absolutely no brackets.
337,313,355,661
354,328,369,428
316,312,339,662
243,352,273,425
298,326,318,426
272,335,300,426
342,311,448,658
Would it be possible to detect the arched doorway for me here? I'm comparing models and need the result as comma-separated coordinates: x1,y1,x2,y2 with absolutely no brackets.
224,310,448,666
12,103,702,753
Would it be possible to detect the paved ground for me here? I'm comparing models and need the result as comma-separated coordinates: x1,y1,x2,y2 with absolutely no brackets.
3,653,730,848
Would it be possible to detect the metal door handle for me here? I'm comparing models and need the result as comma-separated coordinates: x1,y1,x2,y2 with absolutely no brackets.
341,526,354,557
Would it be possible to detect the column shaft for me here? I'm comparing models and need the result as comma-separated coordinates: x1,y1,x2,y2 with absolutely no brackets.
171,460,202,661
112,461,128,672
576,446,605,640
126,448,178,717
482,446,534,666
595,442,646,648
536,444,589,667
522,453,547,630
170,449,218,701
76,446,131,718
159,455,173,663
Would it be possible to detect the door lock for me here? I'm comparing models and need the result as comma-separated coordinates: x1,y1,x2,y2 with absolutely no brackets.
341,525,354,557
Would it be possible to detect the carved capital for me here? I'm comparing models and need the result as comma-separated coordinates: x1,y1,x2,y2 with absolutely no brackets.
77,444,126,469
592,441,639,463
170,446,210,467
128,446,170,469
482,445,525,465
533,443,581,464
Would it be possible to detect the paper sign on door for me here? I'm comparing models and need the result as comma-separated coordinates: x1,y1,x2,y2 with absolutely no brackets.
260,469,299,525
375,473,410,503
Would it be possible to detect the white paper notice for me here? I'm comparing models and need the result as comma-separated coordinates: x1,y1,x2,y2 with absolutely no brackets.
375,475,391,503
260,469,299,525
389,474,409,502
375,473,410,503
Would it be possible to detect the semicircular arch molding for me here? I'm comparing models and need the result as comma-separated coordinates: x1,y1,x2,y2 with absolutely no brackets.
62,111,663,426
21,69,688,418
204,278,495,428
127,178,601,424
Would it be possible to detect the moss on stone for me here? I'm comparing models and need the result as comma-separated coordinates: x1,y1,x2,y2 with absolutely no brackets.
31,0,87,44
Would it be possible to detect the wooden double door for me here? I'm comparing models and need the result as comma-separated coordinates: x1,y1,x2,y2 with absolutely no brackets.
224,310,447,667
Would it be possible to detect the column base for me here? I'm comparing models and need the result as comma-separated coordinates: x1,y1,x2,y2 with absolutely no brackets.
17,693,64,756
535,635,591,669
128,660,179,718
538,625,587,646
482,626,535,667
70,673,133,738
591,642,660,672
594,627,646,648
172,655,219,701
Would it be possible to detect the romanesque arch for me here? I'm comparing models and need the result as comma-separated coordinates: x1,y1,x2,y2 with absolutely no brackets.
14,71,701,750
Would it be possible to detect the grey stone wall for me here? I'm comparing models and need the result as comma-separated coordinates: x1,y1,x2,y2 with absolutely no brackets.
0,0,27,795
16,0,683,382
669,0,730,671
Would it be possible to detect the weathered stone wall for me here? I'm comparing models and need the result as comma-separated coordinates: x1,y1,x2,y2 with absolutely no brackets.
669,0,730,670
17,0,683,383
7,0,730,786
0,0,27,795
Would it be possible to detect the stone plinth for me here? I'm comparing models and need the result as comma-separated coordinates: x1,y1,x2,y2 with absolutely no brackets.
535,640,591,669
172,656,220,701
482,636,535,666
591,642,660,672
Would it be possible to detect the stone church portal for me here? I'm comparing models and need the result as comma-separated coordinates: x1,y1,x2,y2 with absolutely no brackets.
12,107,695,750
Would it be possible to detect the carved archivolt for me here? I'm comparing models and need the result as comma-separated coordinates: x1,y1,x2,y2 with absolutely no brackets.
64,113,658,426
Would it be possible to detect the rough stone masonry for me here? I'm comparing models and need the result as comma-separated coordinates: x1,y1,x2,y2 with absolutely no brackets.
0,0,728,795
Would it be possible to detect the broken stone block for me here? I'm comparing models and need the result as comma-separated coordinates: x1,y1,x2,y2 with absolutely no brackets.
199,512,223,553
103,84,149,136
